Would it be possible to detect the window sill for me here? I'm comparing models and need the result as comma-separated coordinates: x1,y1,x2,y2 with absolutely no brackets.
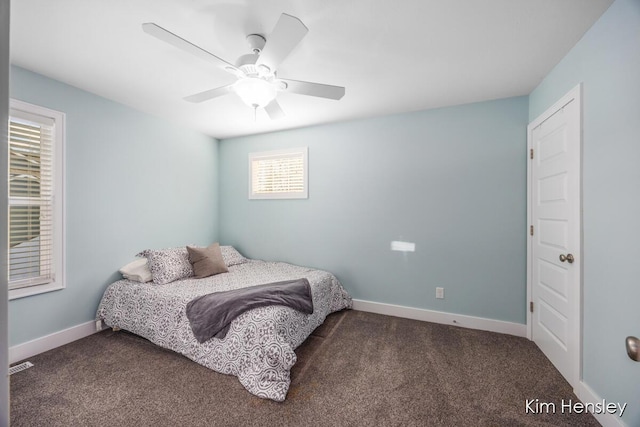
9,282,64,300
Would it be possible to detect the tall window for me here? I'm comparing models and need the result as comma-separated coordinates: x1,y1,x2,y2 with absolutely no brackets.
249,147,308,199
8,99,65,299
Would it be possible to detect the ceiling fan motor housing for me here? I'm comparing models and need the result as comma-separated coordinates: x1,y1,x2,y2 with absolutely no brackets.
236,54,274,81
236,53,260,75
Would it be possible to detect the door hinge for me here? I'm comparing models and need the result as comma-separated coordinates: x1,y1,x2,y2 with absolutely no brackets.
530,225,534,236
530,148,534,159
530,301,534,313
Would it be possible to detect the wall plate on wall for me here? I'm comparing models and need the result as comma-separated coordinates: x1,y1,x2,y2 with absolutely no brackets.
391,241,415,252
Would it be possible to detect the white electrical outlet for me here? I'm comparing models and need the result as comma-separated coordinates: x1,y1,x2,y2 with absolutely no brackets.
436,287,444,299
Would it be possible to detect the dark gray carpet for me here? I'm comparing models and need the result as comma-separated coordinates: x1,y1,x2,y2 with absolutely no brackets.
10,310,598,426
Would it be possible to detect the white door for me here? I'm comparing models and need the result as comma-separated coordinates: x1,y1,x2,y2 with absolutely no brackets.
527,85,582,387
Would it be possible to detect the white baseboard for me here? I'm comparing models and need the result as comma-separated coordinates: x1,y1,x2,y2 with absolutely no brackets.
352,299,527,337
575,381,628,427
9,320,106,365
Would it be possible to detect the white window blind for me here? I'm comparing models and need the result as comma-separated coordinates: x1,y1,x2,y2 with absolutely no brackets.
8,101,63,294
249,147,308,199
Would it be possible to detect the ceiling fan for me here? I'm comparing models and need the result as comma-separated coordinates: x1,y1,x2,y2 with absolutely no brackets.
142,13,345,120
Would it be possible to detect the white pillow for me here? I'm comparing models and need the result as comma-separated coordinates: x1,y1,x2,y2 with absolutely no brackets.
119,258,152,283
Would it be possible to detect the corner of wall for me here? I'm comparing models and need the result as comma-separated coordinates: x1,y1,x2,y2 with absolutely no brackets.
1,0,11,423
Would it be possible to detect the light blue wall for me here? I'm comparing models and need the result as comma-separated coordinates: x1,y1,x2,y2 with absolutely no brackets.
220,96,529,324
529,0,640,425
8,66,219,346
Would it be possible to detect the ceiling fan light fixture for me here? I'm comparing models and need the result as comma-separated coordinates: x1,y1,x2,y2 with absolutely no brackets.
144,13,345,120
234,77,277,108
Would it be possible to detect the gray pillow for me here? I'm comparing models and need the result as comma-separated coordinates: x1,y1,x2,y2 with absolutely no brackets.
187,243,228,278
136,247,193,285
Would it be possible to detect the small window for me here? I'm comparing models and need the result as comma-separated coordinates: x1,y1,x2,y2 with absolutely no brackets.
249,147,308,199
8,99,65,299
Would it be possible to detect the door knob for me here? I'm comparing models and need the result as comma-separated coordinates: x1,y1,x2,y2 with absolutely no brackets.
559,253,575,263
627,336,640,362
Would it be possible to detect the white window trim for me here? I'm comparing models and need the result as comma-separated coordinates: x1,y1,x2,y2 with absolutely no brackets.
248,147,308,200
8,99,66,300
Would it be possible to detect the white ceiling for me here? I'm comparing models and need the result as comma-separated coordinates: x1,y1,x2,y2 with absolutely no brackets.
10,0,612,139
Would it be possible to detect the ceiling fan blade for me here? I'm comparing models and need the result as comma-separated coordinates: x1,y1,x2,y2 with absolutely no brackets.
264,99,285,120
142,23,240,76
184,84,234,103
279,79,345,100
256,14,308,72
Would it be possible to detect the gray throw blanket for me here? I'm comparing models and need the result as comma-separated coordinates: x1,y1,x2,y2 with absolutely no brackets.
186,278,314,343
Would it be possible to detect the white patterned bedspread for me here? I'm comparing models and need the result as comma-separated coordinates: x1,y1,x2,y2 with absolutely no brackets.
96,260,352,401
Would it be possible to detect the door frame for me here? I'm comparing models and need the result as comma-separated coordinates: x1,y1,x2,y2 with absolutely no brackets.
526,83,583,388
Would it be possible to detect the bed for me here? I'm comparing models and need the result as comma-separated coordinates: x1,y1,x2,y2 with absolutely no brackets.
96,248,352,402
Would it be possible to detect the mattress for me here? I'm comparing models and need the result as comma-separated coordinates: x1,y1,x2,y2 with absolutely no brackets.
96,259,352,401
